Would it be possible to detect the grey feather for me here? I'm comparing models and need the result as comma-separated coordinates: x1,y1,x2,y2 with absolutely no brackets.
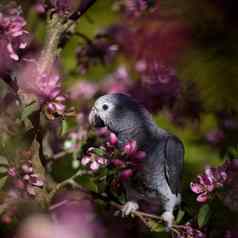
164,136,184,195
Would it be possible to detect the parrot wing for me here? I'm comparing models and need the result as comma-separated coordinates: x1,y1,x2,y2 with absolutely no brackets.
164,136,184,195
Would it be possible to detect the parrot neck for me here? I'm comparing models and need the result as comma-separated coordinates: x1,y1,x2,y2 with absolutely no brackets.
114,126,157,151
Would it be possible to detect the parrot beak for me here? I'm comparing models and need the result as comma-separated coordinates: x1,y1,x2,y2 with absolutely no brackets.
88,107,105,128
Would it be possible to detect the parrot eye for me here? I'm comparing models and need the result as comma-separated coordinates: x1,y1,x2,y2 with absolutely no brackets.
102,104,108,111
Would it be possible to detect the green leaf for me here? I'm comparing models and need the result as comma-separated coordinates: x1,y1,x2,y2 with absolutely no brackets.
21,101,39,120
198,204,211,228
61,120,68,136
0,176,7,189
93,148,105,156
76,175,98,193
147,219,166,233
176,209,185,224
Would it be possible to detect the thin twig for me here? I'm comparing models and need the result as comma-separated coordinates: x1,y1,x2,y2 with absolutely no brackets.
53,147,81,159
69,0,97,21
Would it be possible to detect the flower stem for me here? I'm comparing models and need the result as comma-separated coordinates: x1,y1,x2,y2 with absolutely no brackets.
39,14,66,75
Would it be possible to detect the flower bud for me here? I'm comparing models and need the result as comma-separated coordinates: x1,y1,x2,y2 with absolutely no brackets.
109,132,118,145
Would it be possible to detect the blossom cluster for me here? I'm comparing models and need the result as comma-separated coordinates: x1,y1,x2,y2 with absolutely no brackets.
206,129,224,145
34,0,75,16
81,147,109,171
121,0,156,17
17,59,66,119
0,4,29,75
177,223,205,238
8,160,44,197
190,164,228,202
79,128,146,181
76,34,119,74
50,0,73,15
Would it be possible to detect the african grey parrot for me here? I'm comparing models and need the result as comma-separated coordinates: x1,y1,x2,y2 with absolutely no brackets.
89,93,184,227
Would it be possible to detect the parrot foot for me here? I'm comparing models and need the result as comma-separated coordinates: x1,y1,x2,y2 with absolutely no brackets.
161,211,174,228
121,201,139,217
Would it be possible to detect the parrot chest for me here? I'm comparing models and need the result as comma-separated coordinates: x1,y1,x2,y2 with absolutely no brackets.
128,151,167,200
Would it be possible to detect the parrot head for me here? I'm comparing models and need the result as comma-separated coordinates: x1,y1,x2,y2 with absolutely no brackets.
89,94,119,128
89,93,159,149
89,93,148,132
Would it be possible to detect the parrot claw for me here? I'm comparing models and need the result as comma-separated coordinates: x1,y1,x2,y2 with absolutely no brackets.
121,201,139,217
161,211,174,229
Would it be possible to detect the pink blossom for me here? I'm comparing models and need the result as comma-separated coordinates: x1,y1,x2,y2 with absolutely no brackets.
96,127,110,137
178,223,205,238
123,0,152,17
50,0,74,16
96,157,108,165
81,156,91,166
197,193,209,203
33,1,47,14
111,159,125,168
29,174,44,187
101,66,132,94
69,80,98,100
206,129,224,144
17,58,66,118
0,5,29,61
81,153,108,171
191,164,228,203
90,161,100,171
17,59,62,102
8,167,17,177
0,4,30,75
109,132,118,145
14,179,25,190
120,169,133,181
190,182,204,194
123,140,137,155
21,163,33,174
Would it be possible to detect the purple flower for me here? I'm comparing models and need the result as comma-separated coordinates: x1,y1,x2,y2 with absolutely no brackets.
80,149,108,172
29,174,44,187
101,66,132,94
33,1,47,14
135,62,181,105
178,223,205,238
81,156,91,166
17,58,66,119
109,132,118,145
8,167,17,177
122,0,156,17
69,80,98,100
111,159,126,168
76,35,119,74
50,0,73,15
9,160,44,197
191,164,228,203
21,162,33,174
122,140,146,161
0,4,29,61
206,129,224,145
123,140,138,156
18,59,62,101
0,4,30,76
90,160,100,171
119,169,133,181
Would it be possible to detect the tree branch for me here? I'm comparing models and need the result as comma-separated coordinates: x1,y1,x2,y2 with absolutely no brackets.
69,0,97,21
